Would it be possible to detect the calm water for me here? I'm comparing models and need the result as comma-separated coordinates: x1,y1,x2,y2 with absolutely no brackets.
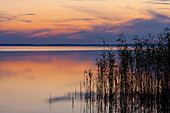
1,46,169,113
0,47,100,113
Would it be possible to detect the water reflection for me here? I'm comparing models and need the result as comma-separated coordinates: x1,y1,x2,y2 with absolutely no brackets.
0,51,98,113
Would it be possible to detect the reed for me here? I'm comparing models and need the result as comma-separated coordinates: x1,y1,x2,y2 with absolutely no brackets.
81,28,170,113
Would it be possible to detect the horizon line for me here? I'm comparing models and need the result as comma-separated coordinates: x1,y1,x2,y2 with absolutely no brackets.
0,43,161,47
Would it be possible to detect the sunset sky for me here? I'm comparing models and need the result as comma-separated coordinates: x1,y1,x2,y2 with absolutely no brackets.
0,0,170,44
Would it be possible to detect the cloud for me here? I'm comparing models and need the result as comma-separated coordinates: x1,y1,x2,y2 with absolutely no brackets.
55,17,95,22
23,13,36,16
151,2,170,5
0,11,34,23
29,29,53,34
147,10,170,20
158,8,170,10
157,0,170,1
62,6,116,21
20,20,32,23
0,13,17,22
19,13,36,16
54,24,73,27
0,10,169,44
63,5,102,15
125,18,170,33
144,1,170,5
126,6,134,10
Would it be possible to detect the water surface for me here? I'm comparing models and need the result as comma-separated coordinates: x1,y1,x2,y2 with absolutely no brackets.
0,50,99,113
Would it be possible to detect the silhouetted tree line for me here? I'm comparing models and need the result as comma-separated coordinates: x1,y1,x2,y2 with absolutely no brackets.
81,28,170,113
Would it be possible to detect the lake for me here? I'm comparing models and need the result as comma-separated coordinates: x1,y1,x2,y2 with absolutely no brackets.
0,47,100,113
0,46,169,113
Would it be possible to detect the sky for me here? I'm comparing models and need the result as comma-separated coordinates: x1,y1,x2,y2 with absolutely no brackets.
0,0,170,44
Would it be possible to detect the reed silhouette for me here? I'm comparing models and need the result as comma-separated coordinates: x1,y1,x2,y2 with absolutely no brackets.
48,28,169,113
80,28,170,113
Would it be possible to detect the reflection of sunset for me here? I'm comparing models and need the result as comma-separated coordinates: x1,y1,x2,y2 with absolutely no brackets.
0,53,95,96
0,52,98,112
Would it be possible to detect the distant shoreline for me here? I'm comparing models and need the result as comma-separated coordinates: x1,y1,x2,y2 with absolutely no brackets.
0,44,161,47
